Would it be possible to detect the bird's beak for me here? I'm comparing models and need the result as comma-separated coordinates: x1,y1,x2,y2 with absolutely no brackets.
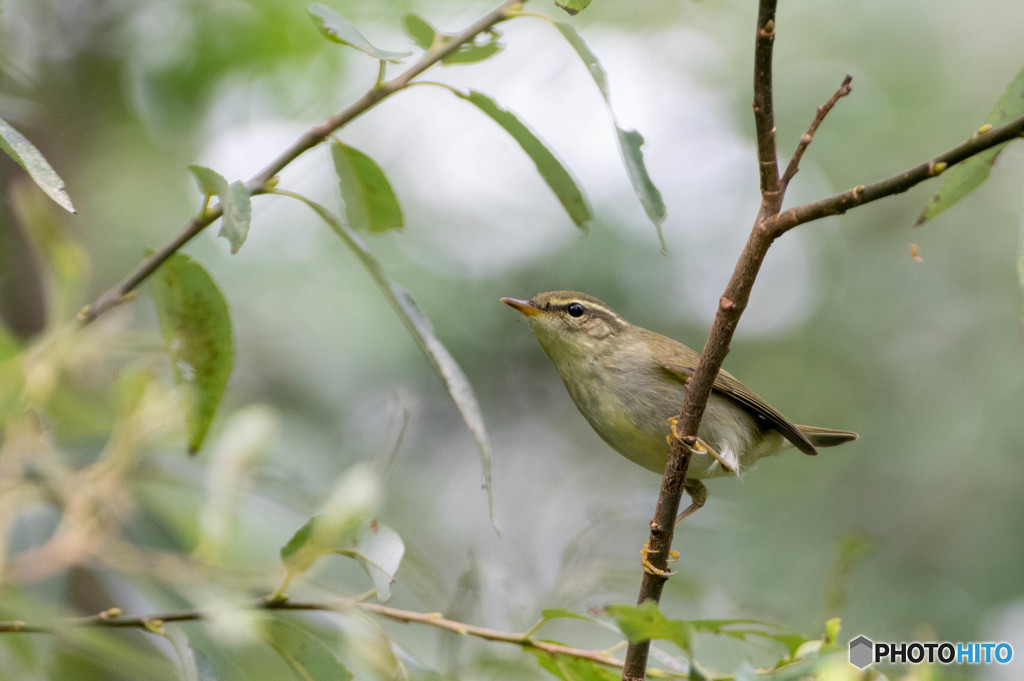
501,297,544,317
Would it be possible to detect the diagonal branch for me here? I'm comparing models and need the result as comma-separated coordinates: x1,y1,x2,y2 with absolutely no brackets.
769,111,1024,236
780,74,853,191
752,0,781,199
77,0,525,326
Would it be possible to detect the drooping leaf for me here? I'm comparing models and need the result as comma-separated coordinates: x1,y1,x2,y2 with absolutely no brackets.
540,608,595,623
917,65,1024,225
402,13,503,65
532,651,619,681
331,141,403,233
272,191,497,530
555,0,594,16
606,602,692,653
553,22,666,250
308,4,410,62
187,166,252,254
260,619,353,680
0,117,75,213
150,253,233,453
402,13,436,50
455,90,590,228
219,181,252,254
688,618,807,657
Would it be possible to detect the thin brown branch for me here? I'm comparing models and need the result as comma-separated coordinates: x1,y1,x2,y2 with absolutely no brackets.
769,112,1024,236
77,0,525,326
0,597,629,673
752,0,781,200
780,74,853,190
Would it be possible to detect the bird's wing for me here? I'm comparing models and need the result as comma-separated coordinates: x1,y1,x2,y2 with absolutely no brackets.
653,343,817,456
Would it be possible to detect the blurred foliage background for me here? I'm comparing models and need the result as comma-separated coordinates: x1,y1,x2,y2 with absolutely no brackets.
1,0,1023,679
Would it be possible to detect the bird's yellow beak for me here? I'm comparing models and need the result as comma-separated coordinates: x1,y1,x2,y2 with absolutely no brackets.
501,297,544,317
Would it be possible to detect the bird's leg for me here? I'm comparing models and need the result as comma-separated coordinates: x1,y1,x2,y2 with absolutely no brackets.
676,479,707,525
667,417,735,473
641,482,708,576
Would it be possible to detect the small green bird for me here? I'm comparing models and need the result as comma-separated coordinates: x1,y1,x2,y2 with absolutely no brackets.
502,290,857,526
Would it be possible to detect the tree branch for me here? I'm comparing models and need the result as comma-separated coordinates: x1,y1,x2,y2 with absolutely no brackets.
769,112,1024,236
77,0,525,326
0,597,646,675
752,0,781,199
779,74,853,191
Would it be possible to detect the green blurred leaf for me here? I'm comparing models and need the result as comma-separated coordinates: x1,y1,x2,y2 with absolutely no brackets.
533,651,618,681
307,4,410,62
260,619,353,680
271,191,497,530
555,0,594,16
280,516,319,573
540,608,594,623
402,13,503,65
403,13,436,50
188,165,229,198
0,117,75,213
689,619,807,657
219,181,252,254
553,22,666,250
331,141,403,233
607,602,691,653
455,90,590,228
187,167,252,254
150,253,233,453
917,64,1024,225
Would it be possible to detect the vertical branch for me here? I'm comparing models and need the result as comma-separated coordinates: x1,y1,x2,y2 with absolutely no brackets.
620,2,781,679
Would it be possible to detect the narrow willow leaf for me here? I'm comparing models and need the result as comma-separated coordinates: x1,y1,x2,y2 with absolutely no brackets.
402,13,436,50
307,4,410,62
260,619,353,681
540,608,594,623
274,192,497,529
917,65,1024,225
188,165,229,198
218,181,252,253
606,602,692,653
532,651,619,681
555,0,594,16
331,141,403,233
150,253,233,453
456,90,590,228
554,22,666,250
0,117,75,213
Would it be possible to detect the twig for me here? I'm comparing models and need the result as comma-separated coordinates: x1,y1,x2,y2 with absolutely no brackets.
0,598,629,673
769,111,1024,236
780,74,853,190
623,2,779,679
77,0,525,326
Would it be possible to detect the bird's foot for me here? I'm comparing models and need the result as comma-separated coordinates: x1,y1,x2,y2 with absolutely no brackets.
641,540,679,577
666,417,735,473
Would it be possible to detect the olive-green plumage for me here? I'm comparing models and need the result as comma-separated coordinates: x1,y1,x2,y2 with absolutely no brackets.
502,291,857,479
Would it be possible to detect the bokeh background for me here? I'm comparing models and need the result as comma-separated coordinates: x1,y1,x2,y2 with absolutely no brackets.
1,0,1023,678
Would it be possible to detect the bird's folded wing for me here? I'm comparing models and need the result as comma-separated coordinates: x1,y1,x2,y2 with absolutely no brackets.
655,356,817,456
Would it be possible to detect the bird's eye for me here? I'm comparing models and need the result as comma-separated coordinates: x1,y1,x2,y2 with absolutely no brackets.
567,302,585,318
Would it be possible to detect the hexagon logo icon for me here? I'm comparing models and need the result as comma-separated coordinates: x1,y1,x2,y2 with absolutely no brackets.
849,635,874,669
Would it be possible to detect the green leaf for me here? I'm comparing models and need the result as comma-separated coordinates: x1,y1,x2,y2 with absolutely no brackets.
331,141,403,233
307,4,410,62
607,602,691,653
533,651,618,681
455,90,590,228
553,22,666,250
150,253,233,454
272,192,498,530
0,117,75,213
555,0,594,16
917,64,1024,225
188,165,229,198
219,181,252,254
688,619,807,657
402,14,503,65
260,619,353,680
540,608,595,623
187,167,252,254
402,13,436,50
